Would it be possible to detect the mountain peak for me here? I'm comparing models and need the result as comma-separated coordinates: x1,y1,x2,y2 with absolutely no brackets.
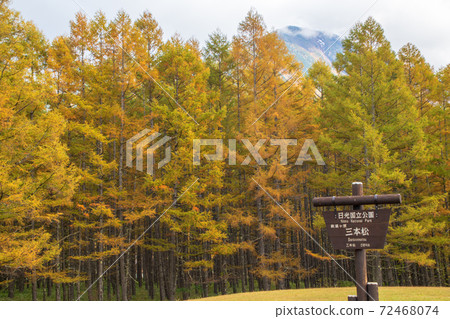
282,26,320,39
278,26,343,72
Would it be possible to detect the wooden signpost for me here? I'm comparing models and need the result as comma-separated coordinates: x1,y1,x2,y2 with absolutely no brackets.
313,182,401,301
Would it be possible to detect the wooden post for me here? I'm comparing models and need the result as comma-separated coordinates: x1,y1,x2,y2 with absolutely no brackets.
352,182,368,301
367,282,379,301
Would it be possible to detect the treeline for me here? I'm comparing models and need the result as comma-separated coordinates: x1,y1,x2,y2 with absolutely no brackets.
0,0,448,300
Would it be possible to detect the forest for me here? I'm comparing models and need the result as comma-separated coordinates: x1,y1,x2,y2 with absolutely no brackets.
0,0,448,300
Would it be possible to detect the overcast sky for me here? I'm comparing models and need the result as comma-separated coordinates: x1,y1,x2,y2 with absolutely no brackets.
10,0,450,69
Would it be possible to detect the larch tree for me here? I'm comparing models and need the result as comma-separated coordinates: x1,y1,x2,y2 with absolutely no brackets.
0,0,77,300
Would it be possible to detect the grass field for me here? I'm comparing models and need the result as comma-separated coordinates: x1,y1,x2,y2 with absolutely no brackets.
2,286,448,301
197,287,450,301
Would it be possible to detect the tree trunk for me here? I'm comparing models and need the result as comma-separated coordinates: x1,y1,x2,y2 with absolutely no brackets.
8,275,14,299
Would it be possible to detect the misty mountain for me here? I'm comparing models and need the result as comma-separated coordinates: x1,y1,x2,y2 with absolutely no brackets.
278,26,343,73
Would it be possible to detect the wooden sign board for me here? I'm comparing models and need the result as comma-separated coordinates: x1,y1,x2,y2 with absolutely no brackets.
322,208,391,250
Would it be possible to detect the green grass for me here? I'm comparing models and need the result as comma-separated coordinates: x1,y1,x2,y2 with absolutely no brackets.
197,287,450,301
0,283,233,301
0,279,295,301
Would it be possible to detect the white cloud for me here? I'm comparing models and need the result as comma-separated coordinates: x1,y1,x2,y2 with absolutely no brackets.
299,28,319,39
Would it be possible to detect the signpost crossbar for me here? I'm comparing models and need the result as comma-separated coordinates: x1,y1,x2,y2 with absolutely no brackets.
313,194,401,207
